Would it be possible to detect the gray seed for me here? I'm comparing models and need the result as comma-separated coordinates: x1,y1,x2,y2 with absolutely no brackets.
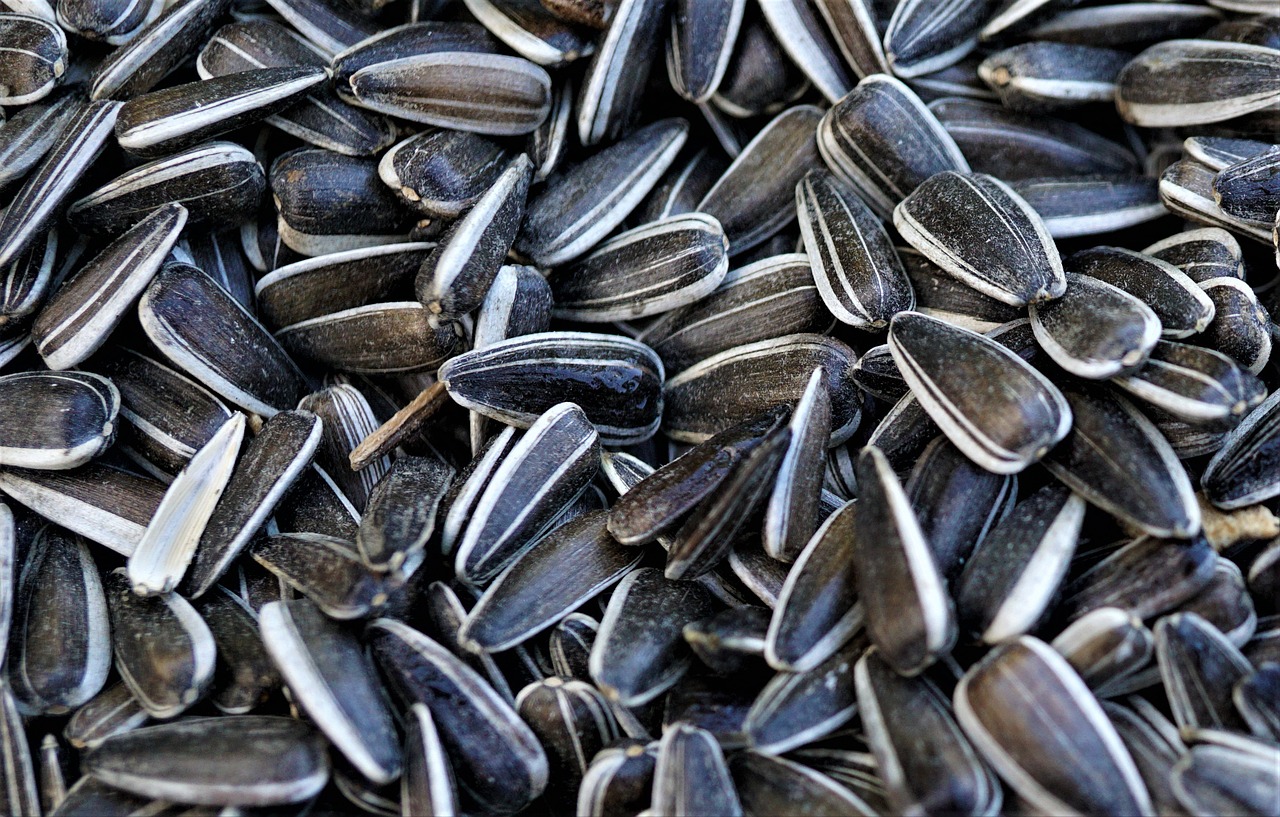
667,0,744,103
1178,558,1256,648
299,383,389,510
193,587,277,715
575,0,668,145
517,677,620,806
743,634,864,754
1235,664,1280,741
464,0,595,67
1172,740,1280,817
421,580,514,703
814,0,886,78
104,569,215,720
56,0,159,43
0,370,119,470
0,12,64,105
84,716,329,806
763,367,830,563
1143,227,1244,284
1116,39,1280,127
259,599,401,784
577,740,656,817
1012,175,1166,239
979,42,1128,112
1198,276,1272,375
1029,272,1160,380
1156,611,1253,738
730,750,880,817
1113,340,1263,426
1160,159,1272,244
1067,246,1215,339
884,0,985,79
358,454,453,575
473,263,553,350
402,703,459,817
0,90,76,191
279,302,458,375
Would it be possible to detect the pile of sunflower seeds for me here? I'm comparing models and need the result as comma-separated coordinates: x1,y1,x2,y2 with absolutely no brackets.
0,0,1278,813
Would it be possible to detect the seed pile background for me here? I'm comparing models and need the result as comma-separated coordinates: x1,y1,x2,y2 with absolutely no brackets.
0,0,1276,813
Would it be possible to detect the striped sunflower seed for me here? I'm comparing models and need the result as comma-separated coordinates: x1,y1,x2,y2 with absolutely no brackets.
1203,389,1280,510
1046,387,1200,539
954,483,1085,644
461,510,639,652
68,142,263,235
796,169,914,329
756,0,850,103
64,681,147,751
103,569,215,719
711,12,809,120
819,74,969,219
888,311,1071,474
1235,664,1280,741
979,42,1128,112
652,722,743,816
83,716,328,806
518,117,687,266
730,750,881,816
0,13,65,105
369,617,549,813
0,464,162,557
577,741,656,817
953,636,1154,816
440,332,664,445
263,0,376,56
516,677,619,806
853,446,954,676
814,0,885,78
140,261,307,416
766,498,861,673
1143,227,1244,284
1116,39,1280,127
1156,611,1252,736
550,213,729,322
279,302,458,375
255,242,433,329
855,647,1001,816
33,203,187,371
1178,558,1256,648
0,90,76,191
115,67,327,156
454,402,599,586
884,0,985,79
253,533,388,619
0,371,119,470
668,0,743,103
414,153,532,322
894,171,1065,307
183,409,320,597
1213,149,1280,223
663,334,860,445
378,129,511,218
590,567,721,706
900,247,1023,333
1172,739,1280,817
126,412,244,596
743,634,864,754
299,383,389,510
259,599,401,783
1059,535,1216,623
1183,135,1274,172
1113,340,1264,427
402,702,459,817
1198,276,1272,375
575,0,666,145
90,0,231,101
357,454,453,576
1012,175,1166,239
763,366,830,563
1028,272,1161,380
474,263,553,350
1161,159,1272,244
55,0,158,43
1026,3,1222,47
1051,607,1154,695
193,587,277,714
8,527,109,715
638,253,826,373
1067,245,1215,339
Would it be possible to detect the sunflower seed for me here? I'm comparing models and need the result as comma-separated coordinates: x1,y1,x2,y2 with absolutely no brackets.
441,332,663,445
1235,664,1280,741
0,227,57,327
591,567,720,706
56,0,159,43
253,533,388,619
1172,740,1280,817
69,143,263,236
652,722,743,816
1198,276,1272,375
461,510,639,652
8,527,110,715
1160,159,1272,244
668,0,743,103
889,311,1070,473
1212,150,1280,224
466,0,594,67
1113,341,1262,426
401,702,458,817
796,169,913,329
956,484,1084,644
1013,175,1166,239
192,586,277,714
281,302,459,375
116,67,327,156
518,117,687,266
259,599,400,783
454,402,598,586
474,263,552,351
757,0,850,103
1051,607,1154,694
378,129,510,219
577,740,655,817
85,716,329,806
1102,699,1189,814
1144,227,1244,284
852,446,954,675
639,253,825,373
979,42,1128,112
90,0,231,100
894,171,1065,306
1178,558,1256,647
1067,246,1215,339
575,0,667,145
1029,272,1160,379
271,148,417,255
664,334,860,445
34,203,187,370
0,371,119,470
712,12,809,120
955,636,1154,816
856,647,1001,816
761,366,830,563
1156,611,1252,737
357,454,452,576
0,100,119,270
0,12,64,105
516,677,619,806
299,383,389,509
1047,387,1200,539
931,96,1137,179
264,0,377,56
766,498,861,673
743,635,863,754
1029,3,1221,47
1117,39,1280,127
104,569,215,719
415,153,532,322
1183,135,1274,172
0,90,76,191
140,261,307,417
0,464,162,556
819,75,969,220
1061,535,1217,622
884,0,985,79
370,617,549,812
64,682,147,753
